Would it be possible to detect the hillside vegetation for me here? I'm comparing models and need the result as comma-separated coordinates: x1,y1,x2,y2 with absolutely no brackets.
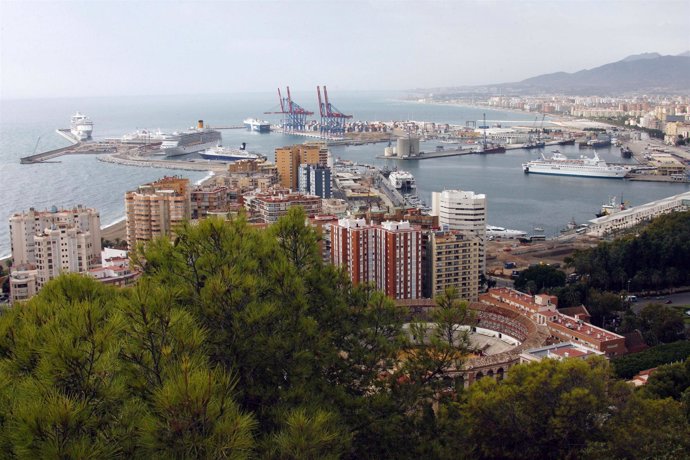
0,208,688,459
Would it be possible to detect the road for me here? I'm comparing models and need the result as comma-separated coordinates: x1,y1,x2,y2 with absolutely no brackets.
631,291,690,314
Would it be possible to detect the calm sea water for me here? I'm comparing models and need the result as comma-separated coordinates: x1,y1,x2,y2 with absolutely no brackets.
1,91,688,258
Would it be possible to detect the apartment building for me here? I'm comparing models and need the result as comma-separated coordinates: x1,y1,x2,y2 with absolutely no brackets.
331,218,422,300
125,176,191,249
424,229,481,301
430,189,487,273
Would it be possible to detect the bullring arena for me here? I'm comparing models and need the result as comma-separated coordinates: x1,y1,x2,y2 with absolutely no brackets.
398,298,550,387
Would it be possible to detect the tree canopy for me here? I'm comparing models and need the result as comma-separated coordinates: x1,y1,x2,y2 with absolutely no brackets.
1,207,688,458
566,211,690,292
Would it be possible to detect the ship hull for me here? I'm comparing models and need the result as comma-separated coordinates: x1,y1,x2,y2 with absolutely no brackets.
244,123,271,132
200,152,260,162
523,167,626,179
163,139,221,157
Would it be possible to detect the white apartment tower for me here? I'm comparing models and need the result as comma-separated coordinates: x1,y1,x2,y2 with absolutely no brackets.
8,205,102,299
9,205,102,268
431,189,487,273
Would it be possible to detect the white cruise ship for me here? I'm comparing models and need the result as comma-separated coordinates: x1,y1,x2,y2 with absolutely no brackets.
120,129,165,145
522,151,628,179
243,118,271,132
389,170,416,190
486,225,527,239
159,120,222,157
70,112,93,141
200,143,264,162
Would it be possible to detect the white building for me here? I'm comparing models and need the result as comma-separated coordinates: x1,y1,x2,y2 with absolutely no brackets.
9,205,101,267
587,191,690,237
431,189,487,273
8,205,102,301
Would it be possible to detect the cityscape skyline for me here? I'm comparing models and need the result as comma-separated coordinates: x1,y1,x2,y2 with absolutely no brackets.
1,0,689,99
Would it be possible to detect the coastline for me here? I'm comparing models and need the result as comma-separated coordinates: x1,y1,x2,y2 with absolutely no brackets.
1,170,217,264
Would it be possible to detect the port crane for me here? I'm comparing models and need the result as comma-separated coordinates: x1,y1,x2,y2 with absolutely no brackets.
317,85,352,138
264,86,314,133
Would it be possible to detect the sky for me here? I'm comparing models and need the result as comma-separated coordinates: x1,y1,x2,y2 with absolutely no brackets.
1,0,689,99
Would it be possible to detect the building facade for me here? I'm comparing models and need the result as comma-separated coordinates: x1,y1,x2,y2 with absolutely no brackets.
125,176,191,249
244,191,322,223
424,229,481,301
431,189,487,273
331,218,422,300
8,205,102,302
298,164,332,198
191,185,229,218
275,144,329,190
9,205,101,267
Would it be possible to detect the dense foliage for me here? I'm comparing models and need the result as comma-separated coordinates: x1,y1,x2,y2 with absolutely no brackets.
513,264,565,293
567,211,690,292
612,340,690,379
0,208,689,458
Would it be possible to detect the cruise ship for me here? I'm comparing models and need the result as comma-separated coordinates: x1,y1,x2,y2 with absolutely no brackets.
243,118,271,132
200,143,264,162
389,170,416,190
70,112,93,141
486,225,527,240
522,151,628,179
159,120,222,157
120,129,165,145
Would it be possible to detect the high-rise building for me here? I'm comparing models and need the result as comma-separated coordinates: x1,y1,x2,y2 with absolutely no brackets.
8,205,102,301
431,189,487,273
125,176,191,249
423,229,481,301
9,205,101,267
331,217,374,286
275,143,329,190
373,221,422,300
275,146,301,190
331,218,421,300
298,164,332,198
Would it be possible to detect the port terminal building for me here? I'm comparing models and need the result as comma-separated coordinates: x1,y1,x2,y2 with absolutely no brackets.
587,191,690,237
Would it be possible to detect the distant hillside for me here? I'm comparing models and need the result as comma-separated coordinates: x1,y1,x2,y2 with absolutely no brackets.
498,54,690,95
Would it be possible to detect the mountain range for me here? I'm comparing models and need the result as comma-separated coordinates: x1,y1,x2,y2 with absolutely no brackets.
493,52,690,95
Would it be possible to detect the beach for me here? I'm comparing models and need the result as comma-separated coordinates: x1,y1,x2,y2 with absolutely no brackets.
101,219,127,242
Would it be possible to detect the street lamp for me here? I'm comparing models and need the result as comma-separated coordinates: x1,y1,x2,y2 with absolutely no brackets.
627,279,632,293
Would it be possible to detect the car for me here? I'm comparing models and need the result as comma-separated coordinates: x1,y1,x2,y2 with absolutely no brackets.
664,299,673,304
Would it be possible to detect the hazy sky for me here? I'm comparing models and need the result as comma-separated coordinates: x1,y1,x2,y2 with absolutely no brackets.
1,0,689,99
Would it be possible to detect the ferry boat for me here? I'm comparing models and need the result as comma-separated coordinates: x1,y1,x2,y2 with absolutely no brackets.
70,112,93,141
200,143,264,162
243,118,271,132
486,225,527,239
522,151,628,179
389,170,416,191
159,120,222,157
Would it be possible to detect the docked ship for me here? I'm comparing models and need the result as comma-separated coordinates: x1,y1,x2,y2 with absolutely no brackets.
486,225,527,240
159,120,222,157
522,151,628,179
120,129,165,145
70,112,93,141
389,170,416,191
595,195,627,218
200,143,264,162
243,118,271,132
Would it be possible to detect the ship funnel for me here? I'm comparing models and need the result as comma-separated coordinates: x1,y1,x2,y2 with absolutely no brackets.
240,142,246,151
198,120,204,129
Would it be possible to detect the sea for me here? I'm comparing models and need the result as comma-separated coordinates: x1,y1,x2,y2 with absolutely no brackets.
1,91,688,259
